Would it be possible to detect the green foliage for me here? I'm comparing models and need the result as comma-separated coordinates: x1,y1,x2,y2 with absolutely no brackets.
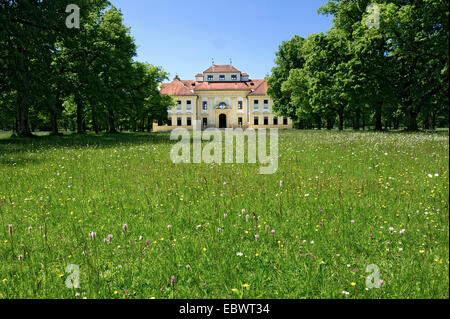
269,0,449,131
0,1,170,135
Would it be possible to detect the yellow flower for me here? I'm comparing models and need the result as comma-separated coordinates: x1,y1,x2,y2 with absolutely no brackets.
231,288,238,293
350,282,356,287
419,250,425,254
242,283,250,289
149,296,155,299
255,253,259,257
114,291,118,295
59,274,64,278
202,248,207,252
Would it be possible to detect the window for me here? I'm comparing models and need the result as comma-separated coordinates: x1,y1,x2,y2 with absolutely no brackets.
264,100,269,109
177,117,182,126
219,75,225,80
177,100,182,110
238,117,243,126
219,102,226,109
283,117,288,125
202,118,207,127
186,100,191,110
273,117,278,125
231,74,237,80
187,117,191,126
202,101,208,110
238,101,243,110
254,100,259,110
254,117,259,125
264,117,268,125
168,118,172,126
207,75,213,81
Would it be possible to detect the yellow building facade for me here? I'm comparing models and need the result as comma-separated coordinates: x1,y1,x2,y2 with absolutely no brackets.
153,64,293,131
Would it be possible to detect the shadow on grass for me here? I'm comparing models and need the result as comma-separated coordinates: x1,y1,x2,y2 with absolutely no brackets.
0,132,173,158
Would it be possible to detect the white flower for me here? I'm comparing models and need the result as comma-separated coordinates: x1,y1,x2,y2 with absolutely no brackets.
342,290,350,295
236,252,243,256
399,229,406,234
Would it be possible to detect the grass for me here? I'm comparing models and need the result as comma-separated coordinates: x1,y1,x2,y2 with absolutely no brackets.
0,130,448,299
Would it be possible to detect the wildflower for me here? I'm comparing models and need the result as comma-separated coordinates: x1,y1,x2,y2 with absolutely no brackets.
399,229,406,234
170,275,175,288
242,283,250,289
122,224,127,232
195,225,201,230
167,225,172,231
242,209,245,214
245,214,249,222
271,229,275,236
342,290,350,295
369,233,373,238
224,213,228,218
108,234,113,242
28,226,32,232
350,282,356,287
280,180,283,187
8,224,12,235
117,265,122,269
185,264,191,270
254,234,259,241
202,247,207,252
139,236,143,241
202,282,206,286
351,220,355,224
145,240,150,247
236,252,243,256
39,225,43,231
217,228,221,233
88,231,96,240
352,268,357,272
379,280,384,288
389,227,394,234
18,254,23,260
231,288,238,293
124,289,128,295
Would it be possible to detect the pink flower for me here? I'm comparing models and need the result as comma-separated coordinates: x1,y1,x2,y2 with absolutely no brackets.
124,289,128,294
170,275,175,288
8,224,12,235
108,234,113,242
242,209,246,214
122,224,127,232
271,230,275,236
217,228,221,233
245,214,249,222
146,240,150,247
369,233,373,238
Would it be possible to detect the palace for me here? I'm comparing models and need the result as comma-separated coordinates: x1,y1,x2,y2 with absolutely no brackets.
153,64,293,131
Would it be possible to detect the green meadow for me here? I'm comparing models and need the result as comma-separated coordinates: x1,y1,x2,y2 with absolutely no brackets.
0,130,448,299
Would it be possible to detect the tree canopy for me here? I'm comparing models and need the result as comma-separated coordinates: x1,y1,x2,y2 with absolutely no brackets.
269,0,449,130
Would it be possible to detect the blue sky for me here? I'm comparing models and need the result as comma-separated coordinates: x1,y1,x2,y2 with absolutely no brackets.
110,0,332,80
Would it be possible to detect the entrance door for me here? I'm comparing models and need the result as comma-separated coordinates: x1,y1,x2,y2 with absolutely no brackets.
219,114,227,128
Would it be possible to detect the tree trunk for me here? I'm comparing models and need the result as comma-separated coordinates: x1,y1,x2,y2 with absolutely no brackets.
75,94,85,134
326,116,334,130
406,109,418,131
16,93,33,137
431,111,436,130
338,108,344,131
108,108,117,133
362,111,366,130
50,91,62,135
353,107,360,130
92,110,99,134
375,101,382,131
316,115,322,130
147,116,152,132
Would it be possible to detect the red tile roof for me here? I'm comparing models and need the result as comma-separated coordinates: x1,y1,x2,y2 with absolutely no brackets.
160,78,195,96
248,79,267,96
203,64,241,73
160,78,268,95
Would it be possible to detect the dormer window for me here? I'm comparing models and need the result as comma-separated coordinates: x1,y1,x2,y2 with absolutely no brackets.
231,74,237,80
207,75,213,81
219,75,225,81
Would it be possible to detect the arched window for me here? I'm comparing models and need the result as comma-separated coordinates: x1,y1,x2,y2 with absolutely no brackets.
218,102,227,109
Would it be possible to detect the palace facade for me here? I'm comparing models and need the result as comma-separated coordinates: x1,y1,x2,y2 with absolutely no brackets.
153,64,293,131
